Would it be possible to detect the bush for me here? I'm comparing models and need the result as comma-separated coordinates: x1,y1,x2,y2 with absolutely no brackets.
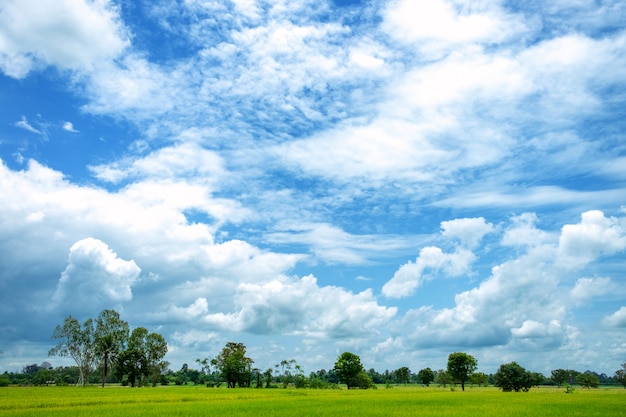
0,375,10,387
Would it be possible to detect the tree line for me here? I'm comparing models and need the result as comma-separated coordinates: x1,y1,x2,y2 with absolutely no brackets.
2,310,626,391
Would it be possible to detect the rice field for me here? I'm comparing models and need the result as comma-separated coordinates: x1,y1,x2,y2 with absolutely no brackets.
0,385,624,417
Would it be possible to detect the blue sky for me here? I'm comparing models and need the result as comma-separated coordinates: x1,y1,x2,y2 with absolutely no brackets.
0,0,625,376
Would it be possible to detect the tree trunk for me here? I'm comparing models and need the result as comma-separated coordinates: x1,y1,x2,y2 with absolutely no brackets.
101,351,109,388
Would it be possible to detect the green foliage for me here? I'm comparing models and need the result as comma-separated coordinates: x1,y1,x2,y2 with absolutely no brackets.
354,370,376,389
334,352,365,389
94,309,129,388
614,363,626,388
435,369,454,387
470,372,489,387
551,369,580,386
494,362,532,392
212,342,254,388
49,316,96,387
394,367,410,385
0,374,10,386
447,352,477,391
417,368,435,386
577,373,599,389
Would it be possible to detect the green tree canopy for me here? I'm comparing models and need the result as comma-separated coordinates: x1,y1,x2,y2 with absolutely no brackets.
94,309,129,387
447,352,477,391
49,316,96,387
417,368,435,386
395,367,410,385
470,372,489,387
334,352,365,389
577,372,599,389
494,362,532,392
212,342,254,388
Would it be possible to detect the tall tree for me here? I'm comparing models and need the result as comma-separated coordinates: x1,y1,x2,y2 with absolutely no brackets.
115,327,168,387
395,367,410,385
49,316,96,387
334,352,364,389
447,352,477,391
212,342,254,388
145,332,168,386
94,309,129,387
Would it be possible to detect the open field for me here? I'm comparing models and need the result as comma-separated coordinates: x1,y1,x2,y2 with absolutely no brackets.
1,385,624,417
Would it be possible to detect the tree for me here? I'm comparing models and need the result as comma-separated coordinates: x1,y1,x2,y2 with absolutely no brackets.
114,327,168,387
527,372,544,387
494,362,532,392
551,369,568,386
614,363,626,389
94,309,129,387
470,372,489,387
577,372,599,389
395,367,410,385
447,352,477,391
115,347,147,387
417,368,435,386
212,342,254,388
353,370,375,389
49,316,96,387
435,369,453,387
334,352,365,389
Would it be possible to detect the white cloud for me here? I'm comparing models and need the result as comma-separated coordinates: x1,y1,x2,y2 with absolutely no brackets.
382,246,475,298
154,298,210,322
441,217,494,248
392,210,626,352
266,222,412,265
62,122,78,133
0,0,129,78
14,116,42,135
603,307,626,328
558,210,626,268
202,275,397,338
501,213,552,248
90,142,226,183
570,277,614,304
381,0,528,55
52,238,140,311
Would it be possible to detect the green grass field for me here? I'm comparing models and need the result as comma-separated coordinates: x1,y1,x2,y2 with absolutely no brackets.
1,385,624,417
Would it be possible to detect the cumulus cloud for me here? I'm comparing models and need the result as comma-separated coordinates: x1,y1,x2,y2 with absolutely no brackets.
558,210,626,268
0,0,129,78
570,277,614,304
392,210,626,351
52,238,140,312
501,213,551,247
441,217,494,248
382,246,475,298
202,275,397,338
603,307,626,328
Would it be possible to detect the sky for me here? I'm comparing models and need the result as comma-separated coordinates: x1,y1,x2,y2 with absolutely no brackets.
0,0,625,377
